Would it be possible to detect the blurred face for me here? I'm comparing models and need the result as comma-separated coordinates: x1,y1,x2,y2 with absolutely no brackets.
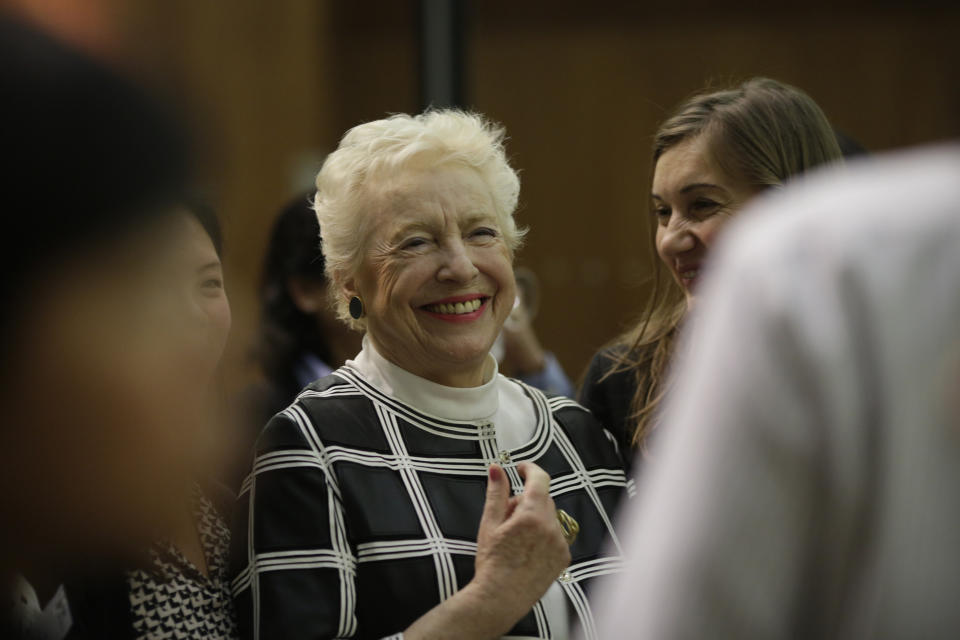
169,212,232,378
0,212,232,570
652,134,759,306
348,164,516,387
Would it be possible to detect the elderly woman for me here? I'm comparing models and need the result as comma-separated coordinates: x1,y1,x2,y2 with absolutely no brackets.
579,77,844,473
229,111,628,640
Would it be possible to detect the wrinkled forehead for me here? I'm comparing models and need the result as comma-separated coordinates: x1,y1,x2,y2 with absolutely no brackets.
367,164,498,226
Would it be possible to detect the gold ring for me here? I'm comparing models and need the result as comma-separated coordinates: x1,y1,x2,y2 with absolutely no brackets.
556,509,579,546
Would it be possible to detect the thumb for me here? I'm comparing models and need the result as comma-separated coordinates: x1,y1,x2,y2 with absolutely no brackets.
480,463,510,529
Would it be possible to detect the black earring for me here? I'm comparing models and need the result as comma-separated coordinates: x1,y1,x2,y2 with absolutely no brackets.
349,296,365,319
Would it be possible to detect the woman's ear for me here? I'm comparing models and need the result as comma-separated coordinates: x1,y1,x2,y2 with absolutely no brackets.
287,276,327,314
341,273,362,302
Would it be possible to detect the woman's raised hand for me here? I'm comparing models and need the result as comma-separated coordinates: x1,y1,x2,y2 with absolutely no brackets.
403,462,570,640
471,461,571,630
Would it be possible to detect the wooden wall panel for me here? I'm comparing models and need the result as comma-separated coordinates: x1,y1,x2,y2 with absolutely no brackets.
121,0,338,389
108,1,960,389
468,3,960,378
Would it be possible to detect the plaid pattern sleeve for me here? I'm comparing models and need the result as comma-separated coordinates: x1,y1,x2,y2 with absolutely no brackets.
229,368,631,640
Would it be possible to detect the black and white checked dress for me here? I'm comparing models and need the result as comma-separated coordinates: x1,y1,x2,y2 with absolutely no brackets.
230,348,633,640
128,486,238,640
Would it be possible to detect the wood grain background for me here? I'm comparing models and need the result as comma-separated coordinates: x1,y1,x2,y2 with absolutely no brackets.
32,0,958,391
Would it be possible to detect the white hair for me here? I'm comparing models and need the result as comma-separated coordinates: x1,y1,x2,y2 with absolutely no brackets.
313,109,524,328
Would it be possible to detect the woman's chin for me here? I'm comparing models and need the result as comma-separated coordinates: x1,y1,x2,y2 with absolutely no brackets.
433,337,496,367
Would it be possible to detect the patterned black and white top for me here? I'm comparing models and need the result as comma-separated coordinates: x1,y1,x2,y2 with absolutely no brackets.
230,340,634,640
128,486,238,640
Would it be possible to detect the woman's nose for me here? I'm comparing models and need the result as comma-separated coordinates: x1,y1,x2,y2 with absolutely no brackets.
437,239,480,283
660,224,697,257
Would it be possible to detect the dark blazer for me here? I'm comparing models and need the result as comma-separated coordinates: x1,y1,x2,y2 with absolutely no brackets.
64,574,134,640
1,574,133,640
578,346,640,475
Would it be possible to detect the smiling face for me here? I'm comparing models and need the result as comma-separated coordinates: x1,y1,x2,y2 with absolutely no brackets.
174,212,232,374
0,213,232,566
652,134,759,306
346,164,516,387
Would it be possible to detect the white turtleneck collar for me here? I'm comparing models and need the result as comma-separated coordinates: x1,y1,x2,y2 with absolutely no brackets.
346,334,500,423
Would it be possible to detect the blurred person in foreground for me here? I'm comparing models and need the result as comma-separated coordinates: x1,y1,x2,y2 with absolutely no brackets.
579,78,843,473
0,16,217,639
230,110,629,640
65,202,238,639
592,143,960,638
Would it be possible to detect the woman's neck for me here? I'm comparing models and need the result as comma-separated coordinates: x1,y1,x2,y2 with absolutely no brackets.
367,335,489,388
427,366,486,388
168,502,208,578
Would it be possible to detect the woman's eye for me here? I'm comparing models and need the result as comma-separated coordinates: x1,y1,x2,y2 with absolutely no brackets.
202,278,223,289
402,237,429,250
470,227,497,239
691,199,720,213
654,207,671,223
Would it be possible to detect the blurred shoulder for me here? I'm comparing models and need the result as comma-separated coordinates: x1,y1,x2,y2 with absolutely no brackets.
717,144,960,272
700,144,960,336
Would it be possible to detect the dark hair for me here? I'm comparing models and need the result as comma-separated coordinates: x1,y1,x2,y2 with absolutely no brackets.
2,18,190,341
183,194,223,258
257,193,330,388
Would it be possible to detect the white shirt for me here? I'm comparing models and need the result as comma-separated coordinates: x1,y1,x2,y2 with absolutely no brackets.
593,145,960,638
348,335,570,639
5,576,72,640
